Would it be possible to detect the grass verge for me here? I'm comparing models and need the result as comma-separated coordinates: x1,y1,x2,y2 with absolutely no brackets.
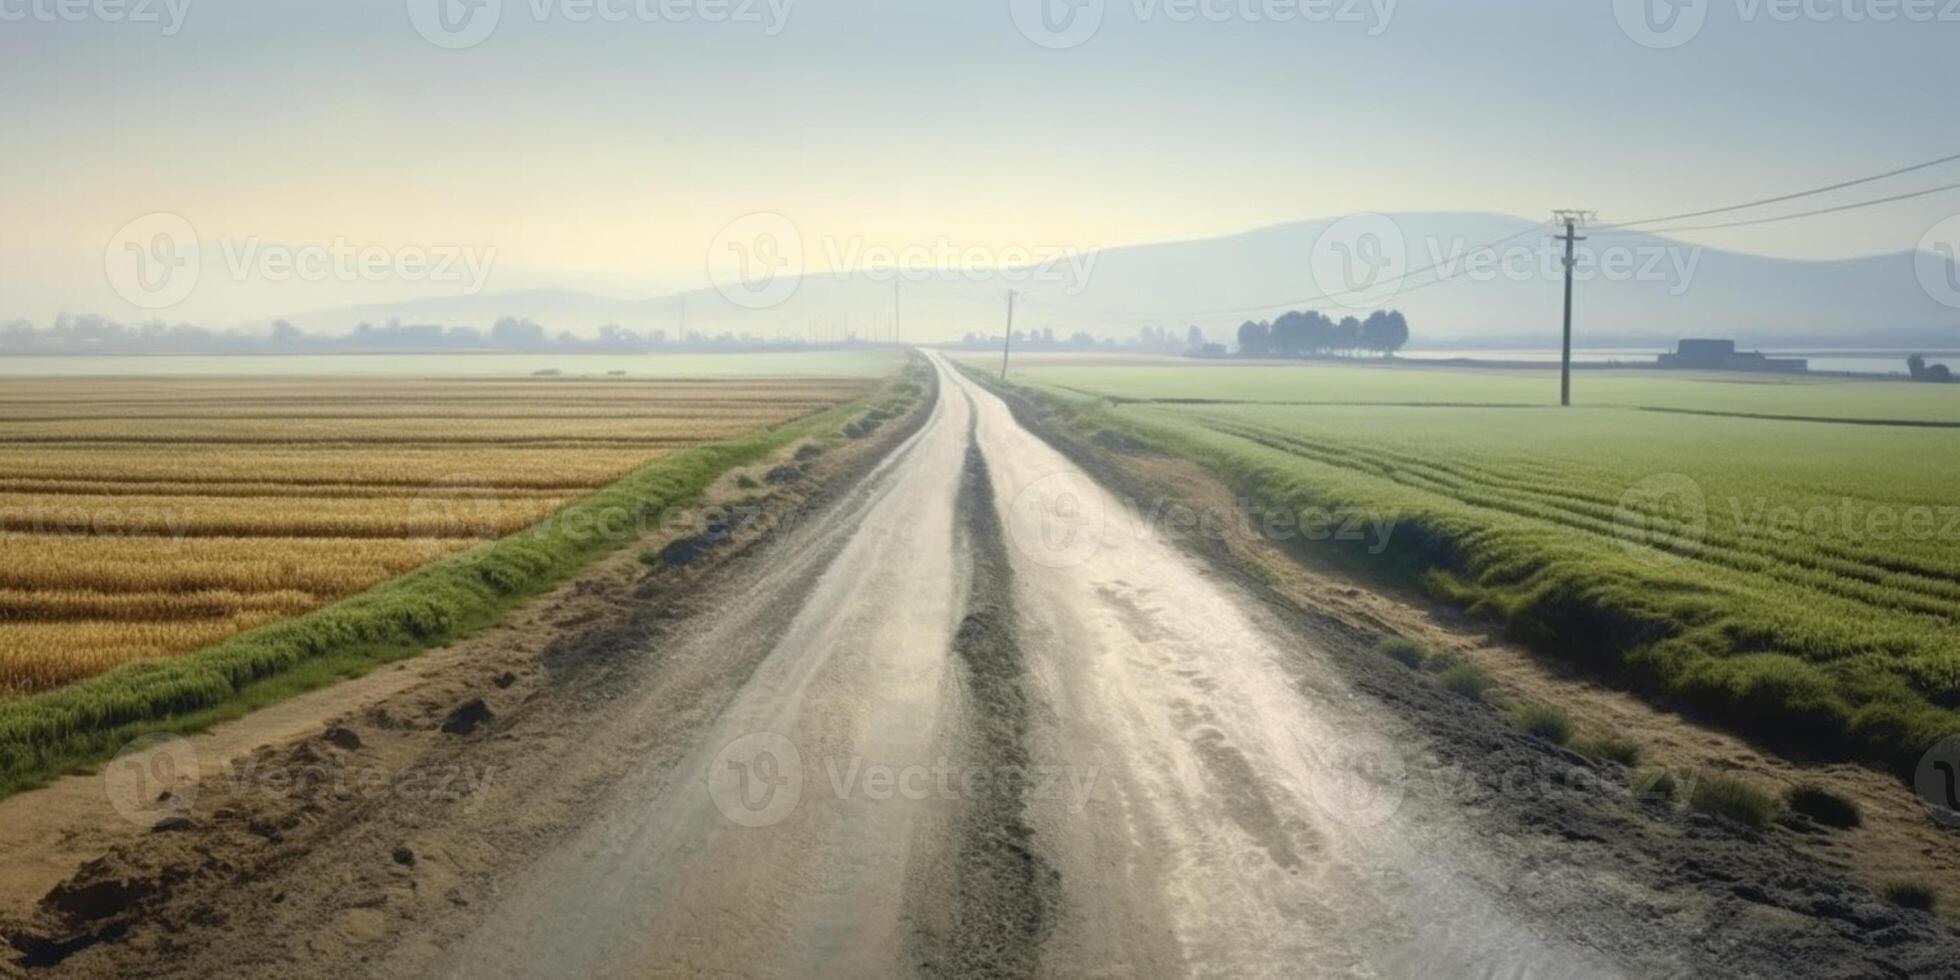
969,370,1960,775
1507,702,1575,745
1688,773,1781,829
0,362,928,797
1572,734,1643,767
1375,637,1429,670
1881,881,1939,912
1435,659,1496,701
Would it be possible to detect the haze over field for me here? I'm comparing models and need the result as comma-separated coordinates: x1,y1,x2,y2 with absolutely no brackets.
4,0,1959,347
7,1,1960,976
264,214,1960,347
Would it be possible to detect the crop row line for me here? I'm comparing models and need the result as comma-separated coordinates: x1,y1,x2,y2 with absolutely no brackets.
1187,414,1960,622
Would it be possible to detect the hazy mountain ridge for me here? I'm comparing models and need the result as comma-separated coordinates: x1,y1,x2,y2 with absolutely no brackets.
210,213,1960,348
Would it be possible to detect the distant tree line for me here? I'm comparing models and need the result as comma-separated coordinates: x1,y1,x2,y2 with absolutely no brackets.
1234,309,1409,358
1907,354,1955,383
953,324,1212,355
0,314,879,355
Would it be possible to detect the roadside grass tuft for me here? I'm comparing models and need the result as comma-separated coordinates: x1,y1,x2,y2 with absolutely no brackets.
1786,784,1862,829
1435,660,1496,702
1376,637,1429,670
1629,768,1678,802
1688,773,1781,830
1572,735,1642,767
1880,881,1939,913
1507,702,1574,745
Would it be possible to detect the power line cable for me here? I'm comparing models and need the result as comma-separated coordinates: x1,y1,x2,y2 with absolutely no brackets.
1020,151,1960,323
1598,150,1960,230
1598,179,1960,236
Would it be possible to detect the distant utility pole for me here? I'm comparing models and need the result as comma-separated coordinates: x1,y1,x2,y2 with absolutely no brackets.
1551,210,1593,407
893,282,902,347
1001,289,1018,379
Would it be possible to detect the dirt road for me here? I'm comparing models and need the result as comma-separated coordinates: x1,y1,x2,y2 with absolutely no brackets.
11,355,1957,978
433,357,1605,977
415,356,1945,978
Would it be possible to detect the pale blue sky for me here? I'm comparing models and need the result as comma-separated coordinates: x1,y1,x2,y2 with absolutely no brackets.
2,0,1955,323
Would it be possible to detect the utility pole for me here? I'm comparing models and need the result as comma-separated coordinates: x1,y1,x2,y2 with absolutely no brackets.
1001,289,1017,379
893,282,902,347
1551,210,1593,407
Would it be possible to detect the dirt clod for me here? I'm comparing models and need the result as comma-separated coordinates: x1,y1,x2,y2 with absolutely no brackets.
41,859,183,925
657,506,756,568
440,699,493,736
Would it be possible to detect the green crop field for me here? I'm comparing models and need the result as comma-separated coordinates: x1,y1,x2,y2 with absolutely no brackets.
972,354,1960,771
981,353,1960,425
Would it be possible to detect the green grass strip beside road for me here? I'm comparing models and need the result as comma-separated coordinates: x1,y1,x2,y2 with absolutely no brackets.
974,367,1960,777
0,367,925,796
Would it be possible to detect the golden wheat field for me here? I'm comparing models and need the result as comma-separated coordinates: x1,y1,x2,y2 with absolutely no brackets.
0,374,871,695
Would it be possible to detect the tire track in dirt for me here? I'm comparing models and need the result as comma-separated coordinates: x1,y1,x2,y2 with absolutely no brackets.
931,400,1060,977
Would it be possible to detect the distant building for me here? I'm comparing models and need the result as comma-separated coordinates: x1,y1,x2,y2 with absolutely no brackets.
1657,338,1807,373
1676,338,1734,359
